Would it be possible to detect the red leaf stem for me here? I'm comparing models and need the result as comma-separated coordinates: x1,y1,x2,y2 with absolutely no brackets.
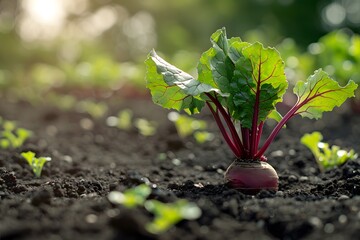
206,102,242,158
205,93,244,153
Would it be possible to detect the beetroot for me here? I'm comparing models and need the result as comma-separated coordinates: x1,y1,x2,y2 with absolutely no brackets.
224,160,278,194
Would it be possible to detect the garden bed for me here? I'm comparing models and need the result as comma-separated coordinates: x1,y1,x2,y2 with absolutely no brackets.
1,98,360,240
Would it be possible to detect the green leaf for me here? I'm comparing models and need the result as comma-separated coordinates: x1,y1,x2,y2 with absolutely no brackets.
300,131,323,160
0,139,10,149
21,151,36,166
147,28,288,127
198,28,250,94
33,157,51,177
267,110,283,123
230,42,287,128
146,50,217,114
294,69,358,119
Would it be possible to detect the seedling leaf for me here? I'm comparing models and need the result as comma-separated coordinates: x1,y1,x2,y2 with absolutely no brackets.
144,199,201,234
301,131,358,171
21,151,51,177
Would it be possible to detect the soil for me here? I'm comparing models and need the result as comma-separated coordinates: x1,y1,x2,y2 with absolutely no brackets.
0,97,360,240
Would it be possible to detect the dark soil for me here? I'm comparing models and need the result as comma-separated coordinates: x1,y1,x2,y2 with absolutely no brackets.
1,98,360,240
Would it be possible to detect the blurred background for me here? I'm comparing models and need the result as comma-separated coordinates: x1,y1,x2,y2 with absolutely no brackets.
0,0,359,108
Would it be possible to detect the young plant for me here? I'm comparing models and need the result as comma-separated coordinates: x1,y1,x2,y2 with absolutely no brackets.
310,30,360,112
168,112,214,143
108,184,151,208
134,118,157,136
0,118,32,149
301,131,358,172
145,28,357,193
108,184,202,234
21,151,51,177
144,199,201,234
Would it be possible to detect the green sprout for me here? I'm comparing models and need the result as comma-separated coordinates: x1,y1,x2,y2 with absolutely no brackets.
117,109,133,130
0,118,32,149
108,184,151,208
301,131,358,172
144,199,202,234
106,109,133,130
106,110,157,137
76,100,108,119
167,112,214,143
134,118,157,136
193,131,214,144
21,151,51,177
108,184,202,234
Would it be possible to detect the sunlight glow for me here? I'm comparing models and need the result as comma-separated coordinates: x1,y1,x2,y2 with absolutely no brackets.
19,0,66,41
23,0,65,25
322,2,346,27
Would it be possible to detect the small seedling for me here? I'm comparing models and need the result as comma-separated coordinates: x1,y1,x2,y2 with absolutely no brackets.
145,27,357,193
108,184,151,208
168,112,213,143
144,199,202,234
134,118,157,136
76,100,108,119
117,109,133,130
0,118,32,149
21,151,51,177
301,131,358,172
106,110,157,136
108,184,202,234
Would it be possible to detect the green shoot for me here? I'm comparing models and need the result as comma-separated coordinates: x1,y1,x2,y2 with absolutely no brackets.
77,100,108,119
21,151,51,177
108,184,151,208
167,112,207,138
193,131,214,144
106,109,133,130
301,131,358,172
106,110,157,137
0,118,32,149
117,109,133,130
144,199,202,234
108,184,202,234
167,112,214,143
134,118,157,136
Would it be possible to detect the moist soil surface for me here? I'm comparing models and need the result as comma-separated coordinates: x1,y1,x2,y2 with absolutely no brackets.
0,98,360,240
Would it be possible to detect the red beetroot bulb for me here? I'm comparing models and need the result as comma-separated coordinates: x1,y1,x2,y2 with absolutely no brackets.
224,160,278,194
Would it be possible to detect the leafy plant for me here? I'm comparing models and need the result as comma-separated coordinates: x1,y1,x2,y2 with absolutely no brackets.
312,30,360,87
108,184,151,208
301,131,358,172
0,118,32,149
134,118,157,136
76,100,108,119
168,112,214,143
21,151,51,177
108,184,202,234
116,109,133,130
106,109,133,130
106,110,158,136
145,27,357,192
144,199,201,234
307,30,360,112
